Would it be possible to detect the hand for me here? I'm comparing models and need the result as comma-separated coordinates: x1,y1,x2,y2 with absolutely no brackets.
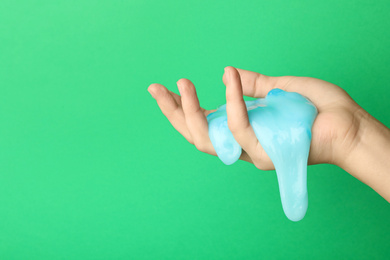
148,66,390,201
147,66,364,170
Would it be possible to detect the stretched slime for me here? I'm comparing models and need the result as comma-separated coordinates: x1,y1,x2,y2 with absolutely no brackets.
206,88,318,221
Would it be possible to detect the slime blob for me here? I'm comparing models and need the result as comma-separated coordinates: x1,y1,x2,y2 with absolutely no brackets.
206,88,318,221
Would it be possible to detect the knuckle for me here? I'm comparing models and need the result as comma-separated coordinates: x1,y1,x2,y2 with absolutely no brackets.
253,158,265,170
254,160,273,171
254,73,264,87
228,124,240,135
185,103,201,115
162,106,179,118
228,119,249,135
194,141,207,152
253,151,274,170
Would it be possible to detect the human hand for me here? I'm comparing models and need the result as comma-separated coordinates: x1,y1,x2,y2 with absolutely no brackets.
148,66,390,201
147,66,364,170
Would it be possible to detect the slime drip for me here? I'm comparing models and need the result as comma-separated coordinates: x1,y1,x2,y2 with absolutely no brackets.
206,89,318,221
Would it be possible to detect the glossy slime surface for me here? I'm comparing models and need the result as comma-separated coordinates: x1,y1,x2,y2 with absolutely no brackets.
206,89,318,221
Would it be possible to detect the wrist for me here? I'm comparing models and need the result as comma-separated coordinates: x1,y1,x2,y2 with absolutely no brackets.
347,108,390,166
329,105,368,168
336,106,390,200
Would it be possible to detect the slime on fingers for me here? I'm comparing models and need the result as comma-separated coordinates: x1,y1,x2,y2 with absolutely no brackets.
206,88,318,221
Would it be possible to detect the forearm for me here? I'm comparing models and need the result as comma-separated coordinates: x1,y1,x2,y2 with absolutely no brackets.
338,109,390,201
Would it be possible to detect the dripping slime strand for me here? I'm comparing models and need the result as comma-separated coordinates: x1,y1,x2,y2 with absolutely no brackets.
206,88,318,221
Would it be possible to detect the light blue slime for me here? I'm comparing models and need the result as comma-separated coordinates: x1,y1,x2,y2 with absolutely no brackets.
206,88,318,221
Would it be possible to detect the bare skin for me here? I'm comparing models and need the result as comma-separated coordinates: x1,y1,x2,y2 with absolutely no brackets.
148,66,390,202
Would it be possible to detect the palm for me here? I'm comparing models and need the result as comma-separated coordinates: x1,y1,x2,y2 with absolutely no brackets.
279,77,359,167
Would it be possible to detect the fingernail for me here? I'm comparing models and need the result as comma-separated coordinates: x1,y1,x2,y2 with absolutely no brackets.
224,67,230,81
177,81,183,93
148,88,156,99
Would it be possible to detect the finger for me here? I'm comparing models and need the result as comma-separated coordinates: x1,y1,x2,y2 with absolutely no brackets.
233,68,280,98
148,83,193,143
234,68,326,106
168,87,214,114
223,66,269,168
168,89,213,115
167,90,182,106
177,78,216,155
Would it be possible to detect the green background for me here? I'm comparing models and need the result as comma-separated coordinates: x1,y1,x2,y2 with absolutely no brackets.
1,0,389,259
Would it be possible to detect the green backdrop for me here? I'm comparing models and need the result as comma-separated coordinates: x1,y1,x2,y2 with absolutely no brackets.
1,0,389,259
